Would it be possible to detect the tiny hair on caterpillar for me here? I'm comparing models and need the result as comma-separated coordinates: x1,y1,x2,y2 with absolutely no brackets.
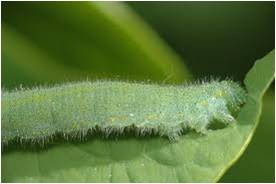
1,79,246,146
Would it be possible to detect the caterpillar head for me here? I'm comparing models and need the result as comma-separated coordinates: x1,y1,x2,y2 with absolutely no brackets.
213,80,247,114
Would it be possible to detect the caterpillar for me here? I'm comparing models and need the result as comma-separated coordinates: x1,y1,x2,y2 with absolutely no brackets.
1,80,246,146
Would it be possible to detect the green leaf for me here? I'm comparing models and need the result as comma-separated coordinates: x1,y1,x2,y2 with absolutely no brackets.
2,2,191,89
2,50,274,182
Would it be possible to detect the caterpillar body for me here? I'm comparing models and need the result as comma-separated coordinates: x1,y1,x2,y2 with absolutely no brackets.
2,80,246,145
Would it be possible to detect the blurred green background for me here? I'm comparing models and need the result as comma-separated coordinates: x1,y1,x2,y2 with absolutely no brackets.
2,1,274,182
128,1,274,81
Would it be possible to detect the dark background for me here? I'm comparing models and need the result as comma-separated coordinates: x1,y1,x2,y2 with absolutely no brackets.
129,2,274,81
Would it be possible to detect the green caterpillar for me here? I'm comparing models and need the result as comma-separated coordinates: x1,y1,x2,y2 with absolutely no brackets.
2,80,246,146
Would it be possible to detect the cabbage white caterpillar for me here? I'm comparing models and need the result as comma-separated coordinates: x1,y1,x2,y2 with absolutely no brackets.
2,80,246,146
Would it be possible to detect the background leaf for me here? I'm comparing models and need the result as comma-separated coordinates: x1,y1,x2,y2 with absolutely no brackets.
2,2,191,89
